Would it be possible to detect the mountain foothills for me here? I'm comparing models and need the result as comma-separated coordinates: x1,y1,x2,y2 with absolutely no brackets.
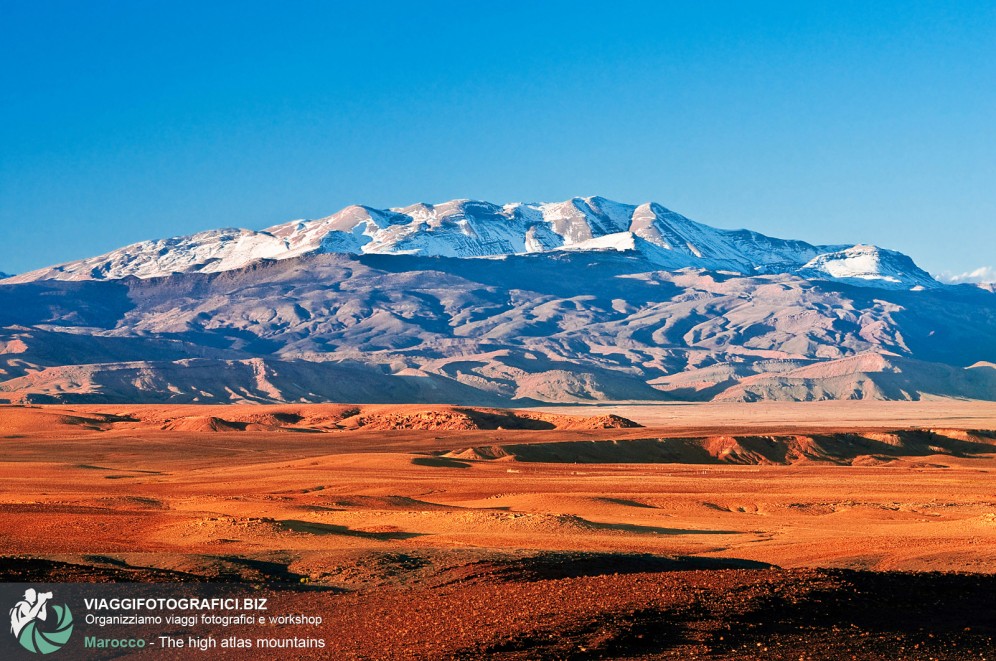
1,196,993,404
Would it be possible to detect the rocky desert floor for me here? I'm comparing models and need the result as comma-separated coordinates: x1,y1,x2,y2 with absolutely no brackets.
2,399,996,659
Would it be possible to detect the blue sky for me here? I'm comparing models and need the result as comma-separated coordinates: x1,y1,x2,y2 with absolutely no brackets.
1,1,994,279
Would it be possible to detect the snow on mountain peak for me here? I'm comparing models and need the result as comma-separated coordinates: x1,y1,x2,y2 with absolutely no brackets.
2,197,941,289
799,244,938,289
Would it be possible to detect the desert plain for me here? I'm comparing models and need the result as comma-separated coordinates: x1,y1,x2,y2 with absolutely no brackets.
2,399,996,659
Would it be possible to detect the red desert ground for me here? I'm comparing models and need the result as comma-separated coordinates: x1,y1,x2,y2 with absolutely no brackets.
2,399,996,658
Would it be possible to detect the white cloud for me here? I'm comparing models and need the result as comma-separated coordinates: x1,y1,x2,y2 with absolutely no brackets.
936,266,996,284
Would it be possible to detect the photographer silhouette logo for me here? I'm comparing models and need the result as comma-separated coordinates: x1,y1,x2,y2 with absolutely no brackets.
9,588,73,654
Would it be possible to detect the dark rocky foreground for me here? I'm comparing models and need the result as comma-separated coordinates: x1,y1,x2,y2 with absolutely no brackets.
2,552,994,659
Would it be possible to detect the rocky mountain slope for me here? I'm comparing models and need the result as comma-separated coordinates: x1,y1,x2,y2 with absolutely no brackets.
1,235,993,404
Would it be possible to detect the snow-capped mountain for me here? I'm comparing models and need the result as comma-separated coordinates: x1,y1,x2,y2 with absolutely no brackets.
798,245,938,288
4,195,988,405
2,197,938,289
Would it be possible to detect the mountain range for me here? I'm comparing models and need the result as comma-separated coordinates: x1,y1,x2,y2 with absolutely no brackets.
1,196,993,404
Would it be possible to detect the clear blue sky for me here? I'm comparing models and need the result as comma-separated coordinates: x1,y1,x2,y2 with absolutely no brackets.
2,1,994,279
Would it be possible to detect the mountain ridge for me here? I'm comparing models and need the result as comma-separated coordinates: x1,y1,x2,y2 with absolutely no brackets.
2,196,938,290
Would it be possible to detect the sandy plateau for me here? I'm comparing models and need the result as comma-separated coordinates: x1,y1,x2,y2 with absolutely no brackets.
2,400,996,658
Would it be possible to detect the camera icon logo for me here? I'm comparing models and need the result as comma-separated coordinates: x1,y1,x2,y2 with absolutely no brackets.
9,588,74,654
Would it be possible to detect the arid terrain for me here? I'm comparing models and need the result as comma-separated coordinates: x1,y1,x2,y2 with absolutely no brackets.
2,399,996,658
